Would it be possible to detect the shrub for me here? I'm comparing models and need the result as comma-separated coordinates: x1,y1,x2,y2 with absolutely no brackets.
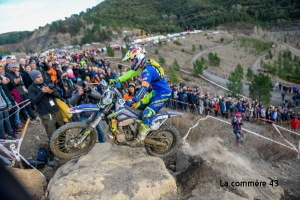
174,40,182,46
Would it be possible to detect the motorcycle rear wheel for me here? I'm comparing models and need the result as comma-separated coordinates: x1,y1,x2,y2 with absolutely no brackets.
50,122,96,159
145,124,180,158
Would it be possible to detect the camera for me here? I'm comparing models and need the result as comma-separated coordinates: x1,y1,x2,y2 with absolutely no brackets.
44,79,55,90
83,87,91,94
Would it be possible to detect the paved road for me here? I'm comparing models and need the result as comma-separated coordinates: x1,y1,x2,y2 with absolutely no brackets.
180,46,296,106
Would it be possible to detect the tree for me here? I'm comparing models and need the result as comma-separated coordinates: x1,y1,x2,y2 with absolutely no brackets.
158,55,166,66
246,67,253,81
106,45,114,57
226,64,244,97
199,45,203,50
192,44,196,51
154,49,159,55
169,67,180,84
193,59,205,76
172,59,180,71
249,73,272,105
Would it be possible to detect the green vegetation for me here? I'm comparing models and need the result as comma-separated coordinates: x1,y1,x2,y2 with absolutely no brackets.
0,49,11,55
154,49,159,55
261,50,300,83
226,64,244,97
192,44,196,51
169,67,180,84
1,0,299,45
0,31,33,45
208,52,220,66
246,67,253,81
106,45,114,57
172,59,180,71
199,45,203,50
249,73,272,105
173,40,182,46
158,55,166,66
121,45,130,58
238,37,273,55
193,57,206,76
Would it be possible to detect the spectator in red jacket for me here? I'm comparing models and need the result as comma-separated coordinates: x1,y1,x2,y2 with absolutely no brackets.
290,116,300,131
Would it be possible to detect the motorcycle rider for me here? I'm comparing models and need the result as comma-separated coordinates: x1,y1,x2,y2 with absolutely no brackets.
110,47,171,145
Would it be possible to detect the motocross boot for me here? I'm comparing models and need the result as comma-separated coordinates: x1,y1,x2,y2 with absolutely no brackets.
131,123,150,146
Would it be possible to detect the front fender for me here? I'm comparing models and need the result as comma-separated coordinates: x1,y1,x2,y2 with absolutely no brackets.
69,104,100,114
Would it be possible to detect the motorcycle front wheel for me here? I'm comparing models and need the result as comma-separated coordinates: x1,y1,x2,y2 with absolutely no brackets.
50,122,96,159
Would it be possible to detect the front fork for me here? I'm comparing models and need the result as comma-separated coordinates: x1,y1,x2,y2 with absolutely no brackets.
76,104,113,146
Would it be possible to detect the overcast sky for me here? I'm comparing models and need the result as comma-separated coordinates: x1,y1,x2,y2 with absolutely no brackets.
0,0,104,34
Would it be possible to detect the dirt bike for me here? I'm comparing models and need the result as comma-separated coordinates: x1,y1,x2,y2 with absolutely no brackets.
50,80,182,159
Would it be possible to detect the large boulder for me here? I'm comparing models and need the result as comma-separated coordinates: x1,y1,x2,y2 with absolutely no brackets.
9,168,46,199
47,143,177,200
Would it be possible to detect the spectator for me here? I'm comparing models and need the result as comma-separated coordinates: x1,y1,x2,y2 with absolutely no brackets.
213,100,219,117
28,70,64,166
123,83,136,100
281,91,285,102
70,81,105,143
231,112,243,147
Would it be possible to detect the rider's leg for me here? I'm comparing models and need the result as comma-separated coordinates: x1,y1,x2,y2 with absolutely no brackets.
138,93,171,142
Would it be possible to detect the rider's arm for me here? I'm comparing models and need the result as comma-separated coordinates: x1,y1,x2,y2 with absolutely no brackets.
118,69,141,82
132,69,151,102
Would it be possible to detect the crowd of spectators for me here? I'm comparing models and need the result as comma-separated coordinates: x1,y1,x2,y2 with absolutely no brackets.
1,48,299,142
166,81,300,130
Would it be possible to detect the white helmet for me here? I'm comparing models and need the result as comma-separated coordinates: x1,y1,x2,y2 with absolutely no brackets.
122,47,147,71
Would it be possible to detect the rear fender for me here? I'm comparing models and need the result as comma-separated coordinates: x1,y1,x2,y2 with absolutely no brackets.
69,104,100,114
150,111,183,130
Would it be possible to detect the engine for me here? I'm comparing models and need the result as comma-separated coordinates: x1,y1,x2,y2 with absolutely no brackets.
112,118,138,144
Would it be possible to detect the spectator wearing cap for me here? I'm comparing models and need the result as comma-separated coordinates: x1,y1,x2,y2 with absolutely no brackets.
123,83,136,101
231,112,243,147
4,56,12,72
28,70,64,166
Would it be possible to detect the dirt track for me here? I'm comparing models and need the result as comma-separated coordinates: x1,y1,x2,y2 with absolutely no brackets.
186,46,297,107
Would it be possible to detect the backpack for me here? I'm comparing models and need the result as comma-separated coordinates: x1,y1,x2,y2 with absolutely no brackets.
37,147,47,163
145,59,164,81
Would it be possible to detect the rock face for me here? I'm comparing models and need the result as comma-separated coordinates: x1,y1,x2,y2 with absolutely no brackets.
47,143,177,200
176,137,284,200
10,168,46,199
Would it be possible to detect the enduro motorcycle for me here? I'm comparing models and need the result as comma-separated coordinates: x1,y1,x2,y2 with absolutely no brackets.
50,80,182,159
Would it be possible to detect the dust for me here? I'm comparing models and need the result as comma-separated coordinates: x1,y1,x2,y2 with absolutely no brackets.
182,137,251,170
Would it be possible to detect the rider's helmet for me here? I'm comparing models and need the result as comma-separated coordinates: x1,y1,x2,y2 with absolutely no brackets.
122,47,147,71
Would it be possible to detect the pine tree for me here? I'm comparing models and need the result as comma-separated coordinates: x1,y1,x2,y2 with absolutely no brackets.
192,44,196,51
226,64,244,96
106,45,114,57
169,67,180,84
172,59,180,71
246,67,253,81
193,59,205,76
158,55,166,66
155,49,159,55
249,73,272,105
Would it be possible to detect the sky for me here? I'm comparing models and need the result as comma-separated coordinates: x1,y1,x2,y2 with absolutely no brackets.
0,0,104,34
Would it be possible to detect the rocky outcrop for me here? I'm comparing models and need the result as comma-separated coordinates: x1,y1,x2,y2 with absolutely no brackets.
47,143,177,200
10,168,46,199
